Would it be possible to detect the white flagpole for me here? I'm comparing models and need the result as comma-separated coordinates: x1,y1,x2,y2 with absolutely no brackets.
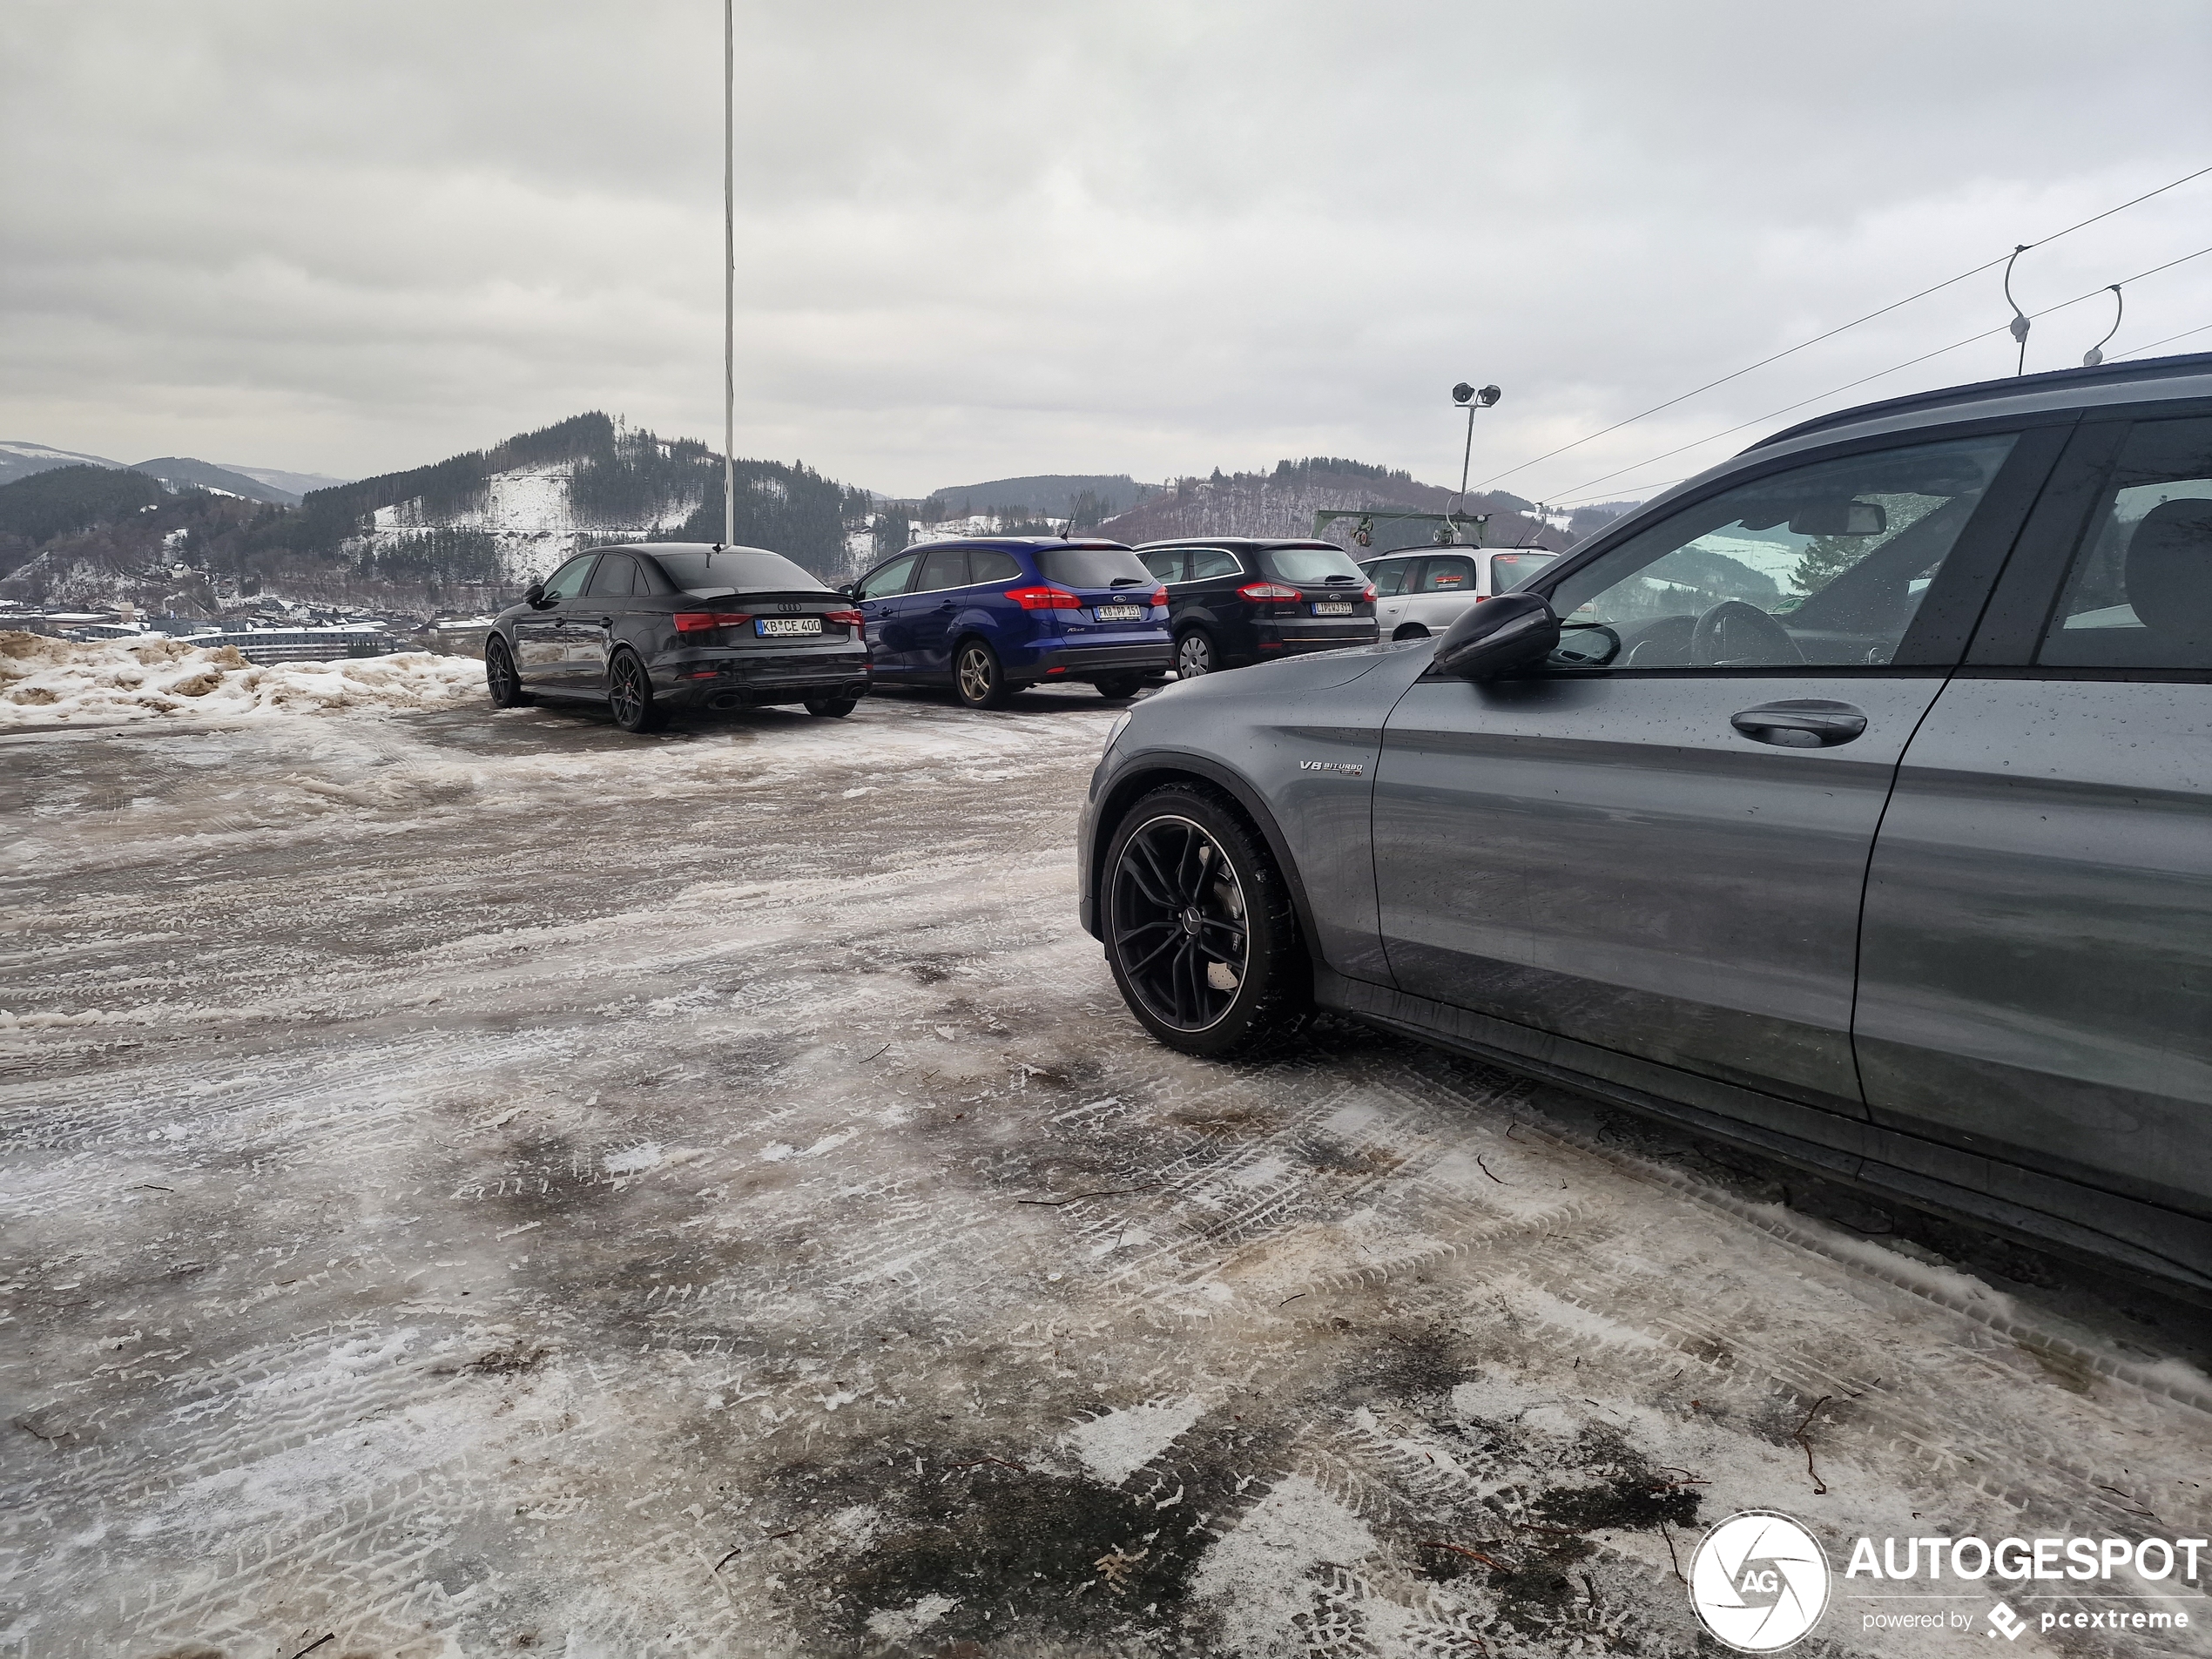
723,0,736,547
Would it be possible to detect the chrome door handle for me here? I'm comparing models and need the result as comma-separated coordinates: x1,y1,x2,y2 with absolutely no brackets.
1730,699,1868,748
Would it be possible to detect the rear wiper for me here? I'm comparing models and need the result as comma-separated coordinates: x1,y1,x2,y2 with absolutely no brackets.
1109,577,1147,587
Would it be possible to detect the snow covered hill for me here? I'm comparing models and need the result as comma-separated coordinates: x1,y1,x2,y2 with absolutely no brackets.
0,441,124,489
319,412,871,589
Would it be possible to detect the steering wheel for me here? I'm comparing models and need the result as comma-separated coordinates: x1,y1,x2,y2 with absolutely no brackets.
1690,599,1802,666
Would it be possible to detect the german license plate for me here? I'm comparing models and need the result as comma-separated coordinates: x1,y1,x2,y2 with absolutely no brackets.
755,617,821,637
1312,602,1354,616
1094,604,1143,622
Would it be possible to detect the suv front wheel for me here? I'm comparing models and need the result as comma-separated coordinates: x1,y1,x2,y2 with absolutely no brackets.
1102,786,1308,1057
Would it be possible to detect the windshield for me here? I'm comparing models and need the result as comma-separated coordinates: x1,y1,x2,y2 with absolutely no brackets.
1261,545,1366,585
1038,546,1153,590
648,548,827,595
1487,551,1555,591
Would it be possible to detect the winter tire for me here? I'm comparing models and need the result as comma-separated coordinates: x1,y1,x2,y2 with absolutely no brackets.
954,639,1014,710
608,649,664,733
1103,785,1310,1058
1174,630,1216,679
1093,675,1141,699
805,697,858,718
485,637,534,706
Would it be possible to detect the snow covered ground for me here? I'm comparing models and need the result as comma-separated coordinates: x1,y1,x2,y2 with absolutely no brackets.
2,685,2208,1657
2,633,481,729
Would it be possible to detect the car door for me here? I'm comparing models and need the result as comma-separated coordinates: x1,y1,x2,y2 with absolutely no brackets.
1372,427,2052,1116
1855,414,2212,1233
515,554,597,688
1404,553,1480,636
570,551,637,689
854,551,921,675
1179,546,1246,658
1365,556,1415,635
904,545,973,677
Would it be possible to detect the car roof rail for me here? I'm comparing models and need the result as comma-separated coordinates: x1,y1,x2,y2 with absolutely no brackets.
1748,349,2212,452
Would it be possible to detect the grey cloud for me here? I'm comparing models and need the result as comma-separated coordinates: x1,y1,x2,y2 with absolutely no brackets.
3,0,2209,499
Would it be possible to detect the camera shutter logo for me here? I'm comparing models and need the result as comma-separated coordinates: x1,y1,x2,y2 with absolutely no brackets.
1689,1511,1831,1652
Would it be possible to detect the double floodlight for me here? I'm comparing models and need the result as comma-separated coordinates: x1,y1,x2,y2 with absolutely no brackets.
1452,381,1502,408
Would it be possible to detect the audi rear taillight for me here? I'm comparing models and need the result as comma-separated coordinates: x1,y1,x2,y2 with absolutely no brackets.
674,611,752,633
1005,584,1083,610
1238,582,1299,604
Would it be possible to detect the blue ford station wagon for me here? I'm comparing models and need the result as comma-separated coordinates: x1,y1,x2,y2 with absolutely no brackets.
849,537,1171,708
1080,353,2212,1297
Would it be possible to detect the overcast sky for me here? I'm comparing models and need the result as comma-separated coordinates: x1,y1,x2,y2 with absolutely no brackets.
4,1,2209,502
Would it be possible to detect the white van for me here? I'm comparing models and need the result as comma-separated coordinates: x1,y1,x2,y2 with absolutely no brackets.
1357,547,1558,639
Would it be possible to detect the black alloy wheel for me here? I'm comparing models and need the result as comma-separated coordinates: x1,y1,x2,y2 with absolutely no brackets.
484,637,532,707
1103,786,1308,1057
805,696,858,718
954,639,1013,710
1174,630,1216,678
1093,675,1142,699
608,650,664,733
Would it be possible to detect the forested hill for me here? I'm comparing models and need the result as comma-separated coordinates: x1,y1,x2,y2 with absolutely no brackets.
306,412,872,581
0,415,876,617
1094,457,1567,550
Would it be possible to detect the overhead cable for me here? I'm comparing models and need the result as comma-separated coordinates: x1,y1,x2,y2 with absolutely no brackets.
2113,320,2212,360
1470,162,2212,492
1541,241,2212,506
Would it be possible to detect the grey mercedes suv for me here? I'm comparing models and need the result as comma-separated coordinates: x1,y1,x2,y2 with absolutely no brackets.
1078,353,2212,1295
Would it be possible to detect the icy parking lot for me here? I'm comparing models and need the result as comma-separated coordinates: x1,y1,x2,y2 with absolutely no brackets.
3,668,2209,1658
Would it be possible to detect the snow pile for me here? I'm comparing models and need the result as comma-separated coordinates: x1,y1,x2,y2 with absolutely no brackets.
0,631,482,728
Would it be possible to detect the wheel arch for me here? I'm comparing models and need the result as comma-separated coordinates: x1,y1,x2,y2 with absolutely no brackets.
1089,753,1323,965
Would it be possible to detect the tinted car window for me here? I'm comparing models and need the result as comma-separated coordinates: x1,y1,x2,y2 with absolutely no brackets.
1363,558,1409,597
1548,433,2017,669
650,549,827,594
1260,546,1366,584
915,547,970,591
1189,548,1242,581
1487,551,1555,592
857,552,919,599
585,554,635,597
1140,549,1186,582
971,548,1022,583
1038,546,1153,589
541,556,597,601
1415,556,1477,593
2038,416,2212,671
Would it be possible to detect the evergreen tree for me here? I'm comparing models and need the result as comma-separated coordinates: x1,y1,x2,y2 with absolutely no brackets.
1791,536,1861,596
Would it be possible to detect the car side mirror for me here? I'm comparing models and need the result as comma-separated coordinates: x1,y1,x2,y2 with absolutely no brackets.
1432,591,1561,680
523,583,549,609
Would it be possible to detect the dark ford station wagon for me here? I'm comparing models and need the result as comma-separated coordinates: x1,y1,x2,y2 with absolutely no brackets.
1134,538,1380,678
1082,353,2212,1296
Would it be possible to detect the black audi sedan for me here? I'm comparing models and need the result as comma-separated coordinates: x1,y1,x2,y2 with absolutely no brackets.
483,543,869,732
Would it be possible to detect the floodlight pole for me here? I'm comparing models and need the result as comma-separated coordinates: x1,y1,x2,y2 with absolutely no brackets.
1443,381,1501,544
722,0,736,547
